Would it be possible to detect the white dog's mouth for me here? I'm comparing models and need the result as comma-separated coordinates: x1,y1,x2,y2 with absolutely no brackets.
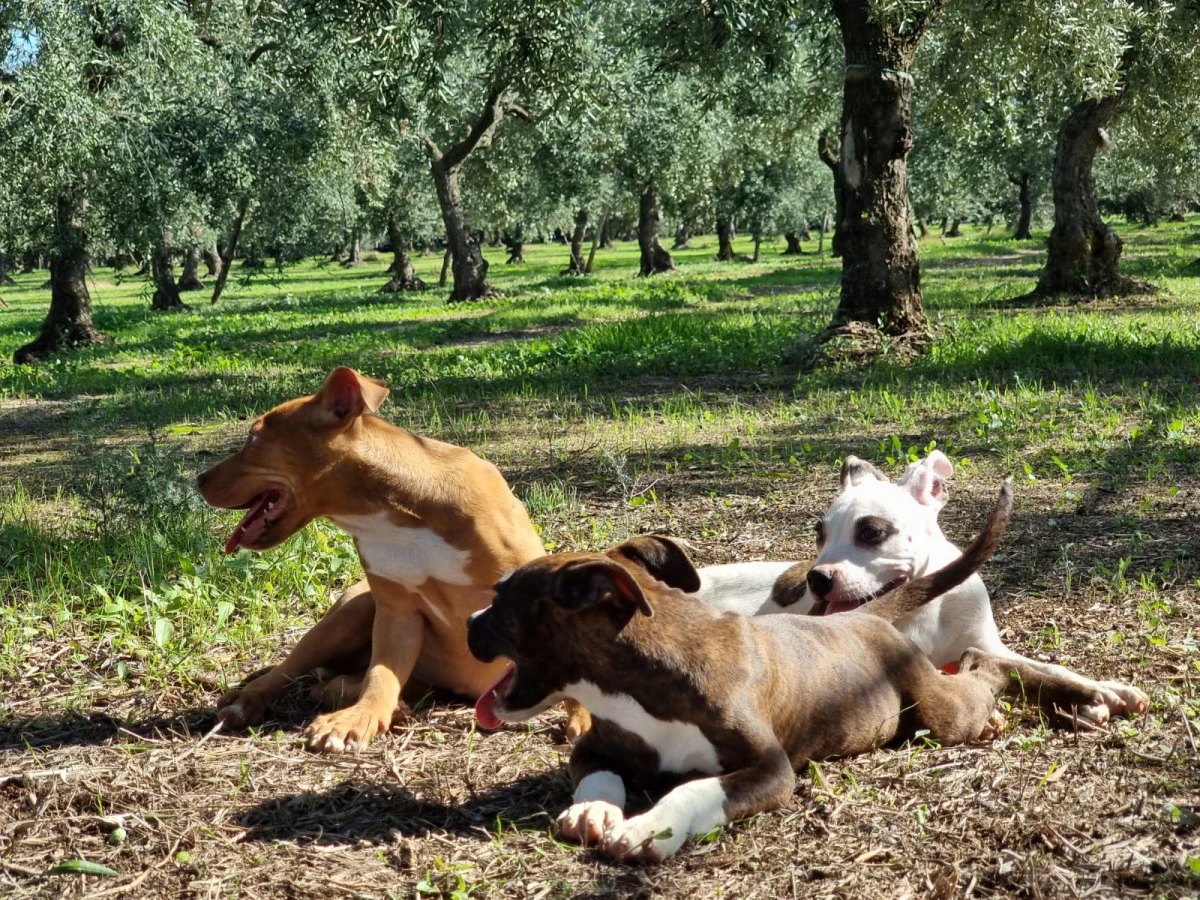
821,575,909,615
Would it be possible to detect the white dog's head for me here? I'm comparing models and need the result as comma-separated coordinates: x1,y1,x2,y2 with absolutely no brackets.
807,450,953,614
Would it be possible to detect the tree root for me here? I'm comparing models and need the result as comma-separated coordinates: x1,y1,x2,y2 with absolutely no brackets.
792,320,931,371
379,276,428,293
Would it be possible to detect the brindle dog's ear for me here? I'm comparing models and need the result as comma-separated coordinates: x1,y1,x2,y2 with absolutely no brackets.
552,559,654,618
840,455,888,488
611,536,701,593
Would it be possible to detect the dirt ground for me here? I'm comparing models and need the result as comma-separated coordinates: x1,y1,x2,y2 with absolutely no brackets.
2,462,1198,899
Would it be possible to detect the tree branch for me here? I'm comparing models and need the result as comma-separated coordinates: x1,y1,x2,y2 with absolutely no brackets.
439,87,510,171
419,132,443,161
248,41,281,65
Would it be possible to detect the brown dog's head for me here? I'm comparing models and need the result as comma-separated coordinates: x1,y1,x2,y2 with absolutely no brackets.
467,535,699,729
195,367,390,553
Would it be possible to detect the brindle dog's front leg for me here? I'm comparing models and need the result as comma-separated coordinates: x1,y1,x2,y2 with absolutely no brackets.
557,735,630,845
604,746,795,863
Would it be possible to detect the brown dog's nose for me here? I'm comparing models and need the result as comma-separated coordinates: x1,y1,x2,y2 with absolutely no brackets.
806,567,835,598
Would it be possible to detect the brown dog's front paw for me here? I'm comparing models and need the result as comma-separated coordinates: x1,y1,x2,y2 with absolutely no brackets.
304,705,388,754
217,689,267,729
1097,681,1149,718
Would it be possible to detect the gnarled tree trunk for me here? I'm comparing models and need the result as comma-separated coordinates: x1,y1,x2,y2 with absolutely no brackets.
783,231,804,255
203,244,222,278
151,235,184,310
1010,171,1033,239
566,208,588,274
672,223,691,250
380,215,425,292
343,228,363,267
0,251,15,286
1034,93,1140,297
178,246,205,291
715,217,737,261
818,130,846,258
827,0,940,337
431,162,491,300
638,182,674,275
947,217,962,237
503,227,525,264
14,194,106,363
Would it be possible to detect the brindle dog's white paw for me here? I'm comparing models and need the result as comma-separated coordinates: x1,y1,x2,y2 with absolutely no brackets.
603,810,688,863
556,801,624,845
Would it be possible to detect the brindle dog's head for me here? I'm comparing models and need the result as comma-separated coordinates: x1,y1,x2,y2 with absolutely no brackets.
467,536,700,727
195,367,389,553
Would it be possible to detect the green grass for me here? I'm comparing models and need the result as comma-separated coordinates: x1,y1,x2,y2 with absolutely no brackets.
2,221,1200,896
1,224,1198,694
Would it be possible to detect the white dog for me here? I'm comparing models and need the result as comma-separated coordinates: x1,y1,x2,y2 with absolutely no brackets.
694,451,1148,728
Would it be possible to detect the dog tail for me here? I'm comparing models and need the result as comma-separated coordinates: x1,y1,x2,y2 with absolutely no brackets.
861,478,1013,624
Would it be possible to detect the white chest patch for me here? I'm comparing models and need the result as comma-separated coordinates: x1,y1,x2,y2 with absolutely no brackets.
331,512,474,592
565,680,722,775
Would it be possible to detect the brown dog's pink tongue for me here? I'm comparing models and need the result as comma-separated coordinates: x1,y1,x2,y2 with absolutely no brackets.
475,665,515,730
224,493,271,554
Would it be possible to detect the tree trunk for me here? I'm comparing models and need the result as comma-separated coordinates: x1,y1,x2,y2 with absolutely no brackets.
343,228,363,267
828,0,938,337
916,217,929,238
672,223,691,249
1036,94,1136,296
431,162,492,301
947,217,962,237
715,217,737,261
566,208,588,274
439,248,451,287
381,215,425,292
211,196,249,305
0,252,15,286
203,243,222,278
503,227,525,264
783,231,804,255
819,209,829,255
638,182,675,275
151,235,185,310
1010,172,1033,239
585,205,609,275
14,194,106,363
751,229,763,262
818,129,847,258
178,246,205,291
599,216,614,249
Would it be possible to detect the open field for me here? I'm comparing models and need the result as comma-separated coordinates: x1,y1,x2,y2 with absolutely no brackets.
2,225,1199,898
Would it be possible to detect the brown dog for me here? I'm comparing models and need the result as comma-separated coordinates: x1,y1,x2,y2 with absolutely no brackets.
466,481,1105,861
197,367,588,752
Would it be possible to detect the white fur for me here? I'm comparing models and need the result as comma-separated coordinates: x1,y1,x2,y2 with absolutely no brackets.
331,512,472,625
605,777,728,861
565,681,722,775
691,562,804,614
556,771,628,844
692,450,1148,726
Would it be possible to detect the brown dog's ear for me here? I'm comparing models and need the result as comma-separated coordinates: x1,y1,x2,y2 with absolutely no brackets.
611,536,700,593
840,456,888,488
311,367,390,428
552,558,654,618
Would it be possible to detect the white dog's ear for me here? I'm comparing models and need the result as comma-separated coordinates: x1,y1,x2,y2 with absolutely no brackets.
841,456,888,488
899,450,953,509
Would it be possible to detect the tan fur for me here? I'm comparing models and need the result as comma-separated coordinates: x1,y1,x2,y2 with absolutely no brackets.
198,367,590,752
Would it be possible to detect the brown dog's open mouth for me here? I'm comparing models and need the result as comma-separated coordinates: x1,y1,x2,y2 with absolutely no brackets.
224,486,291,554
475,664,515,730
822,575,909,615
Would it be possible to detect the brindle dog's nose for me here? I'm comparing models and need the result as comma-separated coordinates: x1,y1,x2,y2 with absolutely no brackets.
806,567,835,598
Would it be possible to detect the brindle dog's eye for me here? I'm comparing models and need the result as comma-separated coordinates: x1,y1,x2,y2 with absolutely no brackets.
814,521,826,544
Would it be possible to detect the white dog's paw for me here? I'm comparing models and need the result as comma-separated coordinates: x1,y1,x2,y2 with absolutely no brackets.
555,801,624,846
1097,681,1149,718
603,809,689,863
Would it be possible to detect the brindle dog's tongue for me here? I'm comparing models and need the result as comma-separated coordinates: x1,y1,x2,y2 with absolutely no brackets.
475,665,515,730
